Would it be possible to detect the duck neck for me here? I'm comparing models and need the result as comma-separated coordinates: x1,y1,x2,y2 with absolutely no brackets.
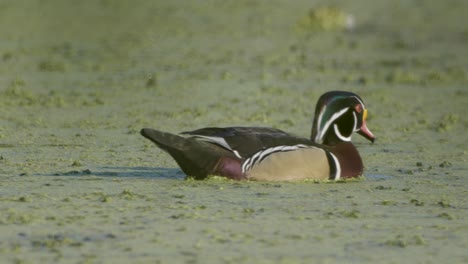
327,142,363,178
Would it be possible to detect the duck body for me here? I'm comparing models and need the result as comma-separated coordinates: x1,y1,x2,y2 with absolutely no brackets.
141,91,375,181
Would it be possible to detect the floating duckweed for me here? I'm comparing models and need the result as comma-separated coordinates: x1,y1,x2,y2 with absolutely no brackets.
375,185,392,190
71,160,82,167
410,199,424,206
38,60,66,72
243,208,255,214
437,200,452,208
279,118,295,126
146,74,158,88
221,71,232,80
205,175,233,182
437,114,459,132
170,213,188,219
438,212,454,220
297,6,354,32
17,196,30,202
2,87,34,105
439,161,452,168
121,189,134,199
31,234,83,249
341,210,360,218
413,235,426,245
100,195,112,203
2,51,13,60
385,235,425,248
2,211,34,225
386,70,420,84
1,86,69,107
380,200,397,206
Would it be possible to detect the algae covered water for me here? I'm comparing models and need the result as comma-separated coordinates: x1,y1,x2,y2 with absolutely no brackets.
0,1,467,263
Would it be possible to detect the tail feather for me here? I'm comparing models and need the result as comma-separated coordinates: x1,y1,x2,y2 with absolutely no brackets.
140,128,234,179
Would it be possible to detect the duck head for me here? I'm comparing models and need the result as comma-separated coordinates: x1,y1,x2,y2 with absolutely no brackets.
311,91,375,145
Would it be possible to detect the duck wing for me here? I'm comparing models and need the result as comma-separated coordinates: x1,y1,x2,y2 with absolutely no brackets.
181,126,314,158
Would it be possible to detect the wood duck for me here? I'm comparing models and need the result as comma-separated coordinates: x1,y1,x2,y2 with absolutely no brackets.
141,91,375,181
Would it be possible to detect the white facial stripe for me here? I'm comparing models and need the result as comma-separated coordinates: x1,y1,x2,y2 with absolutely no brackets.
352,96,366,110
315,105,327,143
333,124,351,142
352,111,358,132
317,107,349,143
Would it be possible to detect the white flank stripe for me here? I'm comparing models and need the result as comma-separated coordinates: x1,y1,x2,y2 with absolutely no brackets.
242,157,252,172
241,144,309,173
328,152,341,180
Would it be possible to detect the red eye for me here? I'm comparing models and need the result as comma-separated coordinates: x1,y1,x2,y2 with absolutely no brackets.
355,104,363,113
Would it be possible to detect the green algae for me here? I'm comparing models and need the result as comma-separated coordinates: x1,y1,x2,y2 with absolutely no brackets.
296,6,354,32
0,1,467,263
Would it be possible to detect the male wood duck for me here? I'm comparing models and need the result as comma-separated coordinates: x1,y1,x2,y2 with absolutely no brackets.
141,91,375,181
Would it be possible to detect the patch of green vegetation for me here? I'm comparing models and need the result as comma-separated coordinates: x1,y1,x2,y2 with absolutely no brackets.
1,210,35,225
379,200,397,206
71,160,82,167
0,85,68,107
31,234,83,250
437,199,452,208
204,175,235,182
170,213,191,220
17,196,31,202
81,97,105,106
326,209,360,219
341,74,372,86
193,205,207,210
385,70,420,84
335,176,364,183
2,51,13,60
437,212,454,220
146,74,158,88
100,195,112,203
341,209,360,218
243,208,256,215
385,234,425,248
279,118,295,127
375,185,392,190
439,161,453,168
437,114,459,132
120,189,135,200
38,60,66,72
296,6,354,32
410,199,424,206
